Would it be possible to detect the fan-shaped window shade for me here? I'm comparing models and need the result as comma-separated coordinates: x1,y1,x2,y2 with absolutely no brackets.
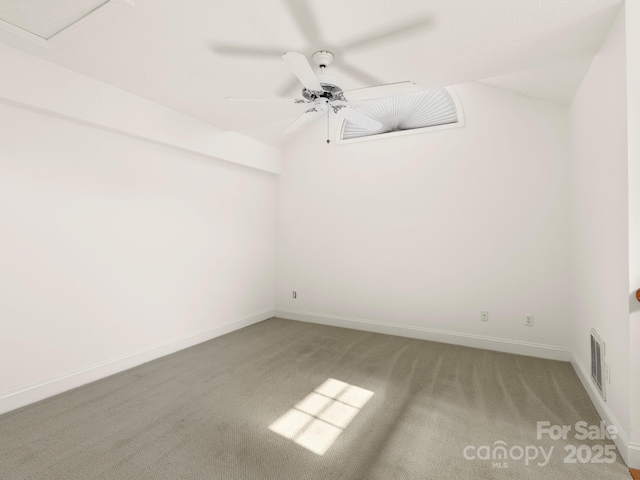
340,87,461,141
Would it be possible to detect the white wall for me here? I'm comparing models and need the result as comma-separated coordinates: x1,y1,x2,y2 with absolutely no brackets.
276,83,572,356
625,0,640,467
0,43,282,174
569,3,630,455
0,101,277,413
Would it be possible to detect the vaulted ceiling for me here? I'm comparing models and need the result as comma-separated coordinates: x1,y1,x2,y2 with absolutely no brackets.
0,0,623,146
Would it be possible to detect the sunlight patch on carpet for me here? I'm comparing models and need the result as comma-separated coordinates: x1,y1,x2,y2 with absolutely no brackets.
269,378,374,455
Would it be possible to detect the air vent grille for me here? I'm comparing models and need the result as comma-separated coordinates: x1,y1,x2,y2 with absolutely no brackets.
590,329,606,400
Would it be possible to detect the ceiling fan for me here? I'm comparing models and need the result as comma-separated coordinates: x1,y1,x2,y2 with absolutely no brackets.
214,1,428,141
227,50,419,142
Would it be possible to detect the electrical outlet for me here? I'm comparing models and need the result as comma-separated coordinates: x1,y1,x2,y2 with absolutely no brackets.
481,311,489,322
525,315,534,327
292,291,297,299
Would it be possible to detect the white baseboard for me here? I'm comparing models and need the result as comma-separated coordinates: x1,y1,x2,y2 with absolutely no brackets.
629,443,640,471
275,308,572,361
0,309,274,416
629,443,640,470
570,354,634,468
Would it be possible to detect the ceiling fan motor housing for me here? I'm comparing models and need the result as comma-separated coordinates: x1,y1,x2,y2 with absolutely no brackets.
302,83,345,102
300,50,346,102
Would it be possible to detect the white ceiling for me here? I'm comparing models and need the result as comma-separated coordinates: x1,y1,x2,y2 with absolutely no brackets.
480,56,595,106
0,0,108,39
0,0,623,146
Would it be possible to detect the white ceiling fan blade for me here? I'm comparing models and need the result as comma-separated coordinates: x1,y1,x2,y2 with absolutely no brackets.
341,18,429,51
340,107,383,131
226,97,302,104
283,105,326,134
212,44,287,57
344,81,419,103
281,0,324,45
282,52,323,92
334,62,382,87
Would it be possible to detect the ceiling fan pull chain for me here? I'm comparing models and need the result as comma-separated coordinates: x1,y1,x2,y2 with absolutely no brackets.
326,106,331,144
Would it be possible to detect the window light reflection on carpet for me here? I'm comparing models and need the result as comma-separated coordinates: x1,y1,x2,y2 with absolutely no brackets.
268,378,374,455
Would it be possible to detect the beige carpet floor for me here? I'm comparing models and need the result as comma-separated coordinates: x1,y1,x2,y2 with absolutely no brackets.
0,318,632,479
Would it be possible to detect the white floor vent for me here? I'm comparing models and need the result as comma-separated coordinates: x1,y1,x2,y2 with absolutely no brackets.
590,329,606,400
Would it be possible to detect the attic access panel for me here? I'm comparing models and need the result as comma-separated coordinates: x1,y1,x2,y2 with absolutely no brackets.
338,87,464,143
0,0,133,45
